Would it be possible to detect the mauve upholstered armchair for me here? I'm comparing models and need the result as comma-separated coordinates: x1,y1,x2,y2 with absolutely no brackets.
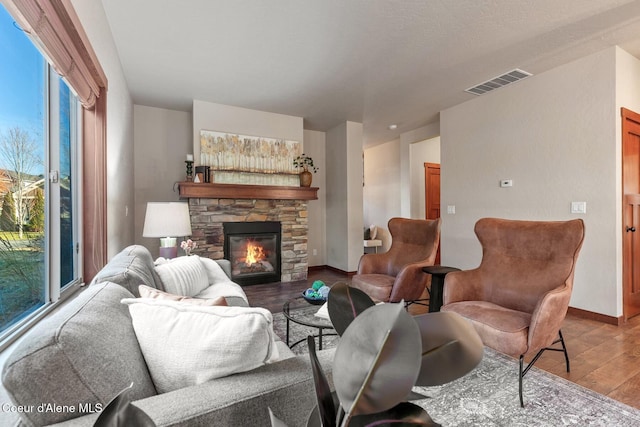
350,217,441,304
441,217,585,407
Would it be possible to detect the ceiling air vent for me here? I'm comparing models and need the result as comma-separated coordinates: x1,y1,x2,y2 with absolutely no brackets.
465,69,532,96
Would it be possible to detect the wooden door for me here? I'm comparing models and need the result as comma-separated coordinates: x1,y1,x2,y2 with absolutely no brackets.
425,163,441,264
622,108,640,319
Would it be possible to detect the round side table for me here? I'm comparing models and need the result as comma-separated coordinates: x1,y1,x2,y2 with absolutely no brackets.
422,266,461,312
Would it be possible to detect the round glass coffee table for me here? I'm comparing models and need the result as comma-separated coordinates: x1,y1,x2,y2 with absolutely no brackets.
283,297,335,350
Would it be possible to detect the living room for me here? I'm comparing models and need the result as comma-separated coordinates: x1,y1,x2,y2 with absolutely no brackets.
128,3,640,323
3,0,640,425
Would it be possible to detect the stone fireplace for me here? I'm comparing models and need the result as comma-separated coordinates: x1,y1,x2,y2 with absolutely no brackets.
181,182,317,283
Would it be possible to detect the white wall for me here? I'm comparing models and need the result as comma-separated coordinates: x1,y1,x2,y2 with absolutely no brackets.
363,139,401,252
303,129,326,266
345,122,364,271
133,105,192,256
440,47,640,317
192,100,303,159
326,122,363,272
70,0,135,258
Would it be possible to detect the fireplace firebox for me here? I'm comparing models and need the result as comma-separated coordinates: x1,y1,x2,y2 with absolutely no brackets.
223,221,281,285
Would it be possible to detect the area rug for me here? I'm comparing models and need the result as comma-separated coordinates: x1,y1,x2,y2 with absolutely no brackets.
272,311,640,426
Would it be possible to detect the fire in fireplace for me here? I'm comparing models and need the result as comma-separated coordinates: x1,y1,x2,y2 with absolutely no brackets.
223,221,281,285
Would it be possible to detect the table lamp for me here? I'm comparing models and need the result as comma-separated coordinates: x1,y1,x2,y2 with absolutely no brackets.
143,202,192,258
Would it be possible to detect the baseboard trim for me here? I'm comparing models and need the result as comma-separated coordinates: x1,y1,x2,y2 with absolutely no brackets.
308,265,356,277
567,306,623,326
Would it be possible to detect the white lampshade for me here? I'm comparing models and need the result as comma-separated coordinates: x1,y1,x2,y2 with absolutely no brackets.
143,202,192,238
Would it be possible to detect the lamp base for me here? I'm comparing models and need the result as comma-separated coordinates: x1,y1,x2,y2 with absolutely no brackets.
159,246,178,259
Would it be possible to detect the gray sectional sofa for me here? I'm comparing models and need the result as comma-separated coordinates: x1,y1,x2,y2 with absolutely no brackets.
2,245,333,426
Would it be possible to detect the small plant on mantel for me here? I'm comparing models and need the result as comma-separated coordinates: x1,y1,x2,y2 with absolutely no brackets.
293,154,318,187
293,154,318,173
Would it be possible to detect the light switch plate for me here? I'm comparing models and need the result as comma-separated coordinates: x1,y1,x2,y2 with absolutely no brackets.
571,201,587,214
500,179,513,187
447,205,456,214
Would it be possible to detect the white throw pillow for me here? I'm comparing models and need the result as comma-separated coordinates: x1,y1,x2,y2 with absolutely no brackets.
154,256,209,297
199,257,233,284
121,298,279,393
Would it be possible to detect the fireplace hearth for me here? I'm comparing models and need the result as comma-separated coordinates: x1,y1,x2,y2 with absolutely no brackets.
223,221,281,285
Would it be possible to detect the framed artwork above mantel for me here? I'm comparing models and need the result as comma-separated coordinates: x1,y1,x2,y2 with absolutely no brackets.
199,130,302,186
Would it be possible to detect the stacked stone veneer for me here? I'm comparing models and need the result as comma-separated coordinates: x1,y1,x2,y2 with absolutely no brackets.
188,198,309,283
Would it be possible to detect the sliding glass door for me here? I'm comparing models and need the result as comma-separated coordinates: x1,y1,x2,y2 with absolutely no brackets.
0,4,81,340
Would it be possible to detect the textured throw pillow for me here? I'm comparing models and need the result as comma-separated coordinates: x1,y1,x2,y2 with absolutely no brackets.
138,284,227,306
121,298,279,393
153,256,209,297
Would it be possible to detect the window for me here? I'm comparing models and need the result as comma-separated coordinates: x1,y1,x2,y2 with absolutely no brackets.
0,4,81,343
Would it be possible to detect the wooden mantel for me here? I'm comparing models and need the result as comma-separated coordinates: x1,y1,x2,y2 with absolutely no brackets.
178,182,318,200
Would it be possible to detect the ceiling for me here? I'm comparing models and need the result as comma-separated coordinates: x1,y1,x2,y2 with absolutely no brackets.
101,0,640,147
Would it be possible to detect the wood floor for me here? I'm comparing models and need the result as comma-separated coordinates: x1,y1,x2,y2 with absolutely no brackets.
244,268,640,411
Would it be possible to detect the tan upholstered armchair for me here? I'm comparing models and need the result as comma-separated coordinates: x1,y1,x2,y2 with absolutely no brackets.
441,217,585,407
351,217,441,304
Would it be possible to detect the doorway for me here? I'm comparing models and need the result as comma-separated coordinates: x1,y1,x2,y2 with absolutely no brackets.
424,162,441,264
622,107,640,319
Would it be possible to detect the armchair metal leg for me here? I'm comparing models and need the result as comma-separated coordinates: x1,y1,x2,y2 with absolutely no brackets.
519,356,524,408
518,330,569,408
558,329,570,372
404,299,430,310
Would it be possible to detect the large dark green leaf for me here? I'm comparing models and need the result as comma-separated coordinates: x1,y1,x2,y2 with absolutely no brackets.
405,390,429,401
308,396,438,427
307,335,337,426
93,383,156,427
349,401,441,426
327,282,375,336
413,311,483,386
307,393,341,427
333,302,421,422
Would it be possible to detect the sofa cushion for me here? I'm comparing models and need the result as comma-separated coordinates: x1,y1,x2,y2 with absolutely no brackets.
121,298,280,393
138,284,228,306
154,256,210,297
92,245,163,296
1,282,157,426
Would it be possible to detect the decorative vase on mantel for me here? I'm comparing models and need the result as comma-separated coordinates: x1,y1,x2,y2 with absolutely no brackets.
299,169,313,187
293,154,318,188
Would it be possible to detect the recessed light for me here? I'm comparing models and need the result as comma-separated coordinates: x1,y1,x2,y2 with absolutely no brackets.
388,124,398,130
